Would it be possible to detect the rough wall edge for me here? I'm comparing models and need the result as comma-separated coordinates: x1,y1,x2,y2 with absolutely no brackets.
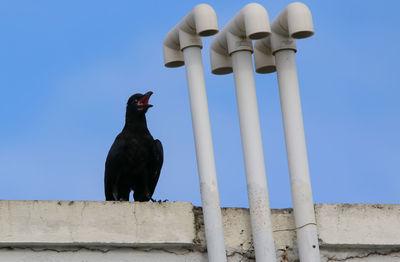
0,242,195,248
1,201,400,250
0,200,197,248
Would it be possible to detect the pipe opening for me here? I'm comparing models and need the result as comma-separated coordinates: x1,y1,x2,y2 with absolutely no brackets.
249,31,270,40
256,65,276,74
212,67,233,75
291,30,314,39
198,29,219,37
165,61,185,68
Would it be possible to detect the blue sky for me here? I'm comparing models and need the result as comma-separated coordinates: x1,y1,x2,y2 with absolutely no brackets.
0,1,399,208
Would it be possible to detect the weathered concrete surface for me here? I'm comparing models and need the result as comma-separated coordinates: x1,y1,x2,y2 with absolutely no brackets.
0,200,195,247
1,201,400,261
320,248,400,262
316,204,400,247
194,207,297,259
0,248,209,262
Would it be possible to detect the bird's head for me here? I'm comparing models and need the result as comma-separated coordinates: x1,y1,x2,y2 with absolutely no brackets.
126,91,153,116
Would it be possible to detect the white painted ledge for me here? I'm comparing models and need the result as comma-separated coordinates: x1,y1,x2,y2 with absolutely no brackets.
0,201,399,251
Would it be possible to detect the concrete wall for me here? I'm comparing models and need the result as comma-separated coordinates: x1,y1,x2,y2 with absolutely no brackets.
0,201,399,261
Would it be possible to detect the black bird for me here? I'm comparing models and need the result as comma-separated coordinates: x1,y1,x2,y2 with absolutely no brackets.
104,91,163,201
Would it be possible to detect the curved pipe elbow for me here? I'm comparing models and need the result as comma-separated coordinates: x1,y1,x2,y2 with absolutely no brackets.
254,38,276,74
241,3,271,40
163,44,184,68
210,3,271,74
192,4,219,37
271,2,314,39
254,2,313,65
210,49,232,75
163,4,218,68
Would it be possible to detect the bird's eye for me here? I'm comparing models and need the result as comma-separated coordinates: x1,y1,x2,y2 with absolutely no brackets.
134,98,139,103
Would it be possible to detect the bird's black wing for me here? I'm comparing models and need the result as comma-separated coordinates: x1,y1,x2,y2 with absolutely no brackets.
104,134,128,200
147,139,163,198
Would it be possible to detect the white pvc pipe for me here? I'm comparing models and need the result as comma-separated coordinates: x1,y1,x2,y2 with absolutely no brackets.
275,49,320,262
253,2,314,73
163,4,218,68
271,2,314,40
210,4,277,261
183,46,227,262
163,5,227,262
210,3,271,75
231,50,277,262
253,3,320,261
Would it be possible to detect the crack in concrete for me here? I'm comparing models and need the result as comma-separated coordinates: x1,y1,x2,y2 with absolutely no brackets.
0,246,113,254
325,249,400,261
226,249,255,262
4,246,400,261
273,222,317,233
157,248,193,256
0,246,203,256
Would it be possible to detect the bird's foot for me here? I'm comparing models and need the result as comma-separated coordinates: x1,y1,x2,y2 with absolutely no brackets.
150,198,169,203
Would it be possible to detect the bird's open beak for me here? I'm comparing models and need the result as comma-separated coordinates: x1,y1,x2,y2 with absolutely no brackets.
137,91,153,110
